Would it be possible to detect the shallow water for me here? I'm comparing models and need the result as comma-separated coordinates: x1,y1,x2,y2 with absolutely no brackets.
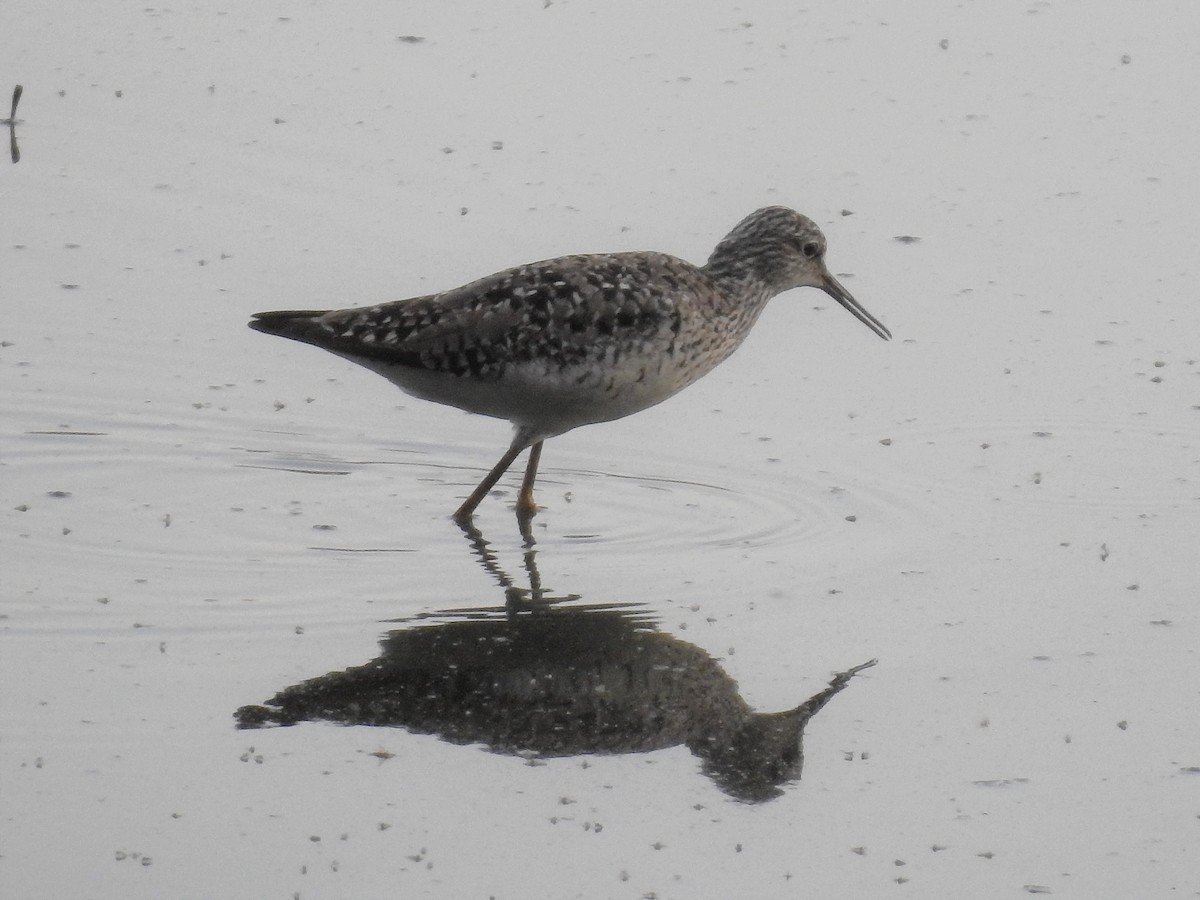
5,3,1200,898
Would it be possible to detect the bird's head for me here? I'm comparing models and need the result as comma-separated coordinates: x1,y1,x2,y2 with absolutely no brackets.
706,206,891,340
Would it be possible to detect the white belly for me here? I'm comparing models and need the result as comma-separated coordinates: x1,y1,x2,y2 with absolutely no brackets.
354,350,687,441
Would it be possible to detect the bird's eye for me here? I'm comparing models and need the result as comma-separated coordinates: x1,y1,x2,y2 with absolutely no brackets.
801,241,821,259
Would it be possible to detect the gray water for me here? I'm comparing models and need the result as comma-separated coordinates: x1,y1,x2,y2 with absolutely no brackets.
4,3,1199,897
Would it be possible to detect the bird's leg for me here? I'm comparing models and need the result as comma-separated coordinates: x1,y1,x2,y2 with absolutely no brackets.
515,441,543,519
453,442,526,523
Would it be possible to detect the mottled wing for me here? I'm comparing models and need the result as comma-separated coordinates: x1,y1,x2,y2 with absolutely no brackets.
254,252,690,380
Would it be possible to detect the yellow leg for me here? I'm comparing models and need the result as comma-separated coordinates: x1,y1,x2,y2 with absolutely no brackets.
453,442,526,522
453,432,544,522
516,441,543,518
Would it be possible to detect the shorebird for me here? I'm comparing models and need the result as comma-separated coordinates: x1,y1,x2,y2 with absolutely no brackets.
250,207,890,521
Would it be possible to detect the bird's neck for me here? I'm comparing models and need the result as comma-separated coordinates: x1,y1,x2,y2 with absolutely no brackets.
701,266,780,326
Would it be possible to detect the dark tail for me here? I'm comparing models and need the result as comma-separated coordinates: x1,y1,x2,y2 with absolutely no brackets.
248,309,333,345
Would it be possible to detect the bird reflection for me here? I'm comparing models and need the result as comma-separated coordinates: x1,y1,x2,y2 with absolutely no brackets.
237,523,876,803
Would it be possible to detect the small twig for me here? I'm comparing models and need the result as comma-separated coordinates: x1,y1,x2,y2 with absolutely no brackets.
1,85,21,125
4,85,20,164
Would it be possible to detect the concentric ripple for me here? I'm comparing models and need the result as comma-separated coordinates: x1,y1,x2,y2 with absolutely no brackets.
286,430,935,561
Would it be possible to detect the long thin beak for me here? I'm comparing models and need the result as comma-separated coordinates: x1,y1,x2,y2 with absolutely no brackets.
821,270,891,341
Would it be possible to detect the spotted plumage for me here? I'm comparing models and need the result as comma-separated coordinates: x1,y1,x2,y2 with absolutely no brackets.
250,206,891,520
